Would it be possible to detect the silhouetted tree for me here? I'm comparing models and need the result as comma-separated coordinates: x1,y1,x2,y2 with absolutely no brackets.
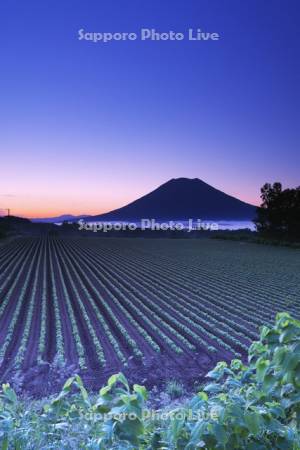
255,183,300,239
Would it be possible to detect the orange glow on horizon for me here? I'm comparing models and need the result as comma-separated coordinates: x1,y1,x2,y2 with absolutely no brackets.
8,196,260,220
11,206,116,219
3,200,122,220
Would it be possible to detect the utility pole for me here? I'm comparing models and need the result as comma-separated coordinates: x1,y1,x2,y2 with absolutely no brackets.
0,208,10,217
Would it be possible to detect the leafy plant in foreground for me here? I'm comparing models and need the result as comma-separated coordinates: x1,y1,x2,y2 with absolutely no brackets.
1,312,300,448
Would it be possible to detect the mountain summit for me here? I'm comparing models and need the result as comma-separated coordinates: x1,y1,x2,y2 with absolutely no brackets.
90,178,256,221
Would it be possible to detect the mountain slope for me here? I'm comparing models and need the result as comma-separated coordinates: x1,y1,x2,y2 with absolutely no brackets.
89,178,256,221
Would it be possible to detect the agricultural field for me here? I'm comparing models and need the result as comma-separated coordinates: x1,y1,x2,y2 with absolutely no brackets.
0,236,299,396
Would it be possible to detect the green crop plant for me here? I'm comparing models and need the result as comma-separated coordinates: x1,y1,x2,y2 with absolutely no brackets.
1,313,300,448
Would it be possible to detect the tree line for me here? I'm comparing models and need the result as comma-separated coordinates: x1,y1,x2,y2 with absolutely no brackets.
255,182,300,240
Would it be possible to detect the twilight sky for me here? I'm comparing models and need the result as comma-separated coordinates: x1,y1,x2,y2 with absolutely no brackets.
0,0,299,218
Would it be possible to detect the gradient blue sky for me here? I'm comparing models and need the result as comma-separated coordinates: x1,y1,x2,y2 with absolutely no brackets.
1,0,299,217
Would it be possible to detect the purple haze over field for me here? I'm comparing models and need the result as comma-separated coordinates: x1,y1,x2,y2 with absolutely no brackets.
0,0,299,217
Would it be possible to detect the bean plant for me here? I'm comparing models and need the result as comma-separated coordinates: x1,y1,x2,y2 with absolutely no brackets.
1,312,300,449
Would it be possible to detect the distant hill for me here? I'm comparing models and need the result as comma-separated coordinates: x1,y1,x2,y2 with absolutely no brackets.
0,215,56,237
32,214,89,223
88,178,256,221
0,215,31,226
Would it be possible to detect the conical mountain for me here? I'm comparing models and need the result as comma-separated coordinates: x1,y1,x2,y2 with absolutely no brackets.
90,178,255,221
